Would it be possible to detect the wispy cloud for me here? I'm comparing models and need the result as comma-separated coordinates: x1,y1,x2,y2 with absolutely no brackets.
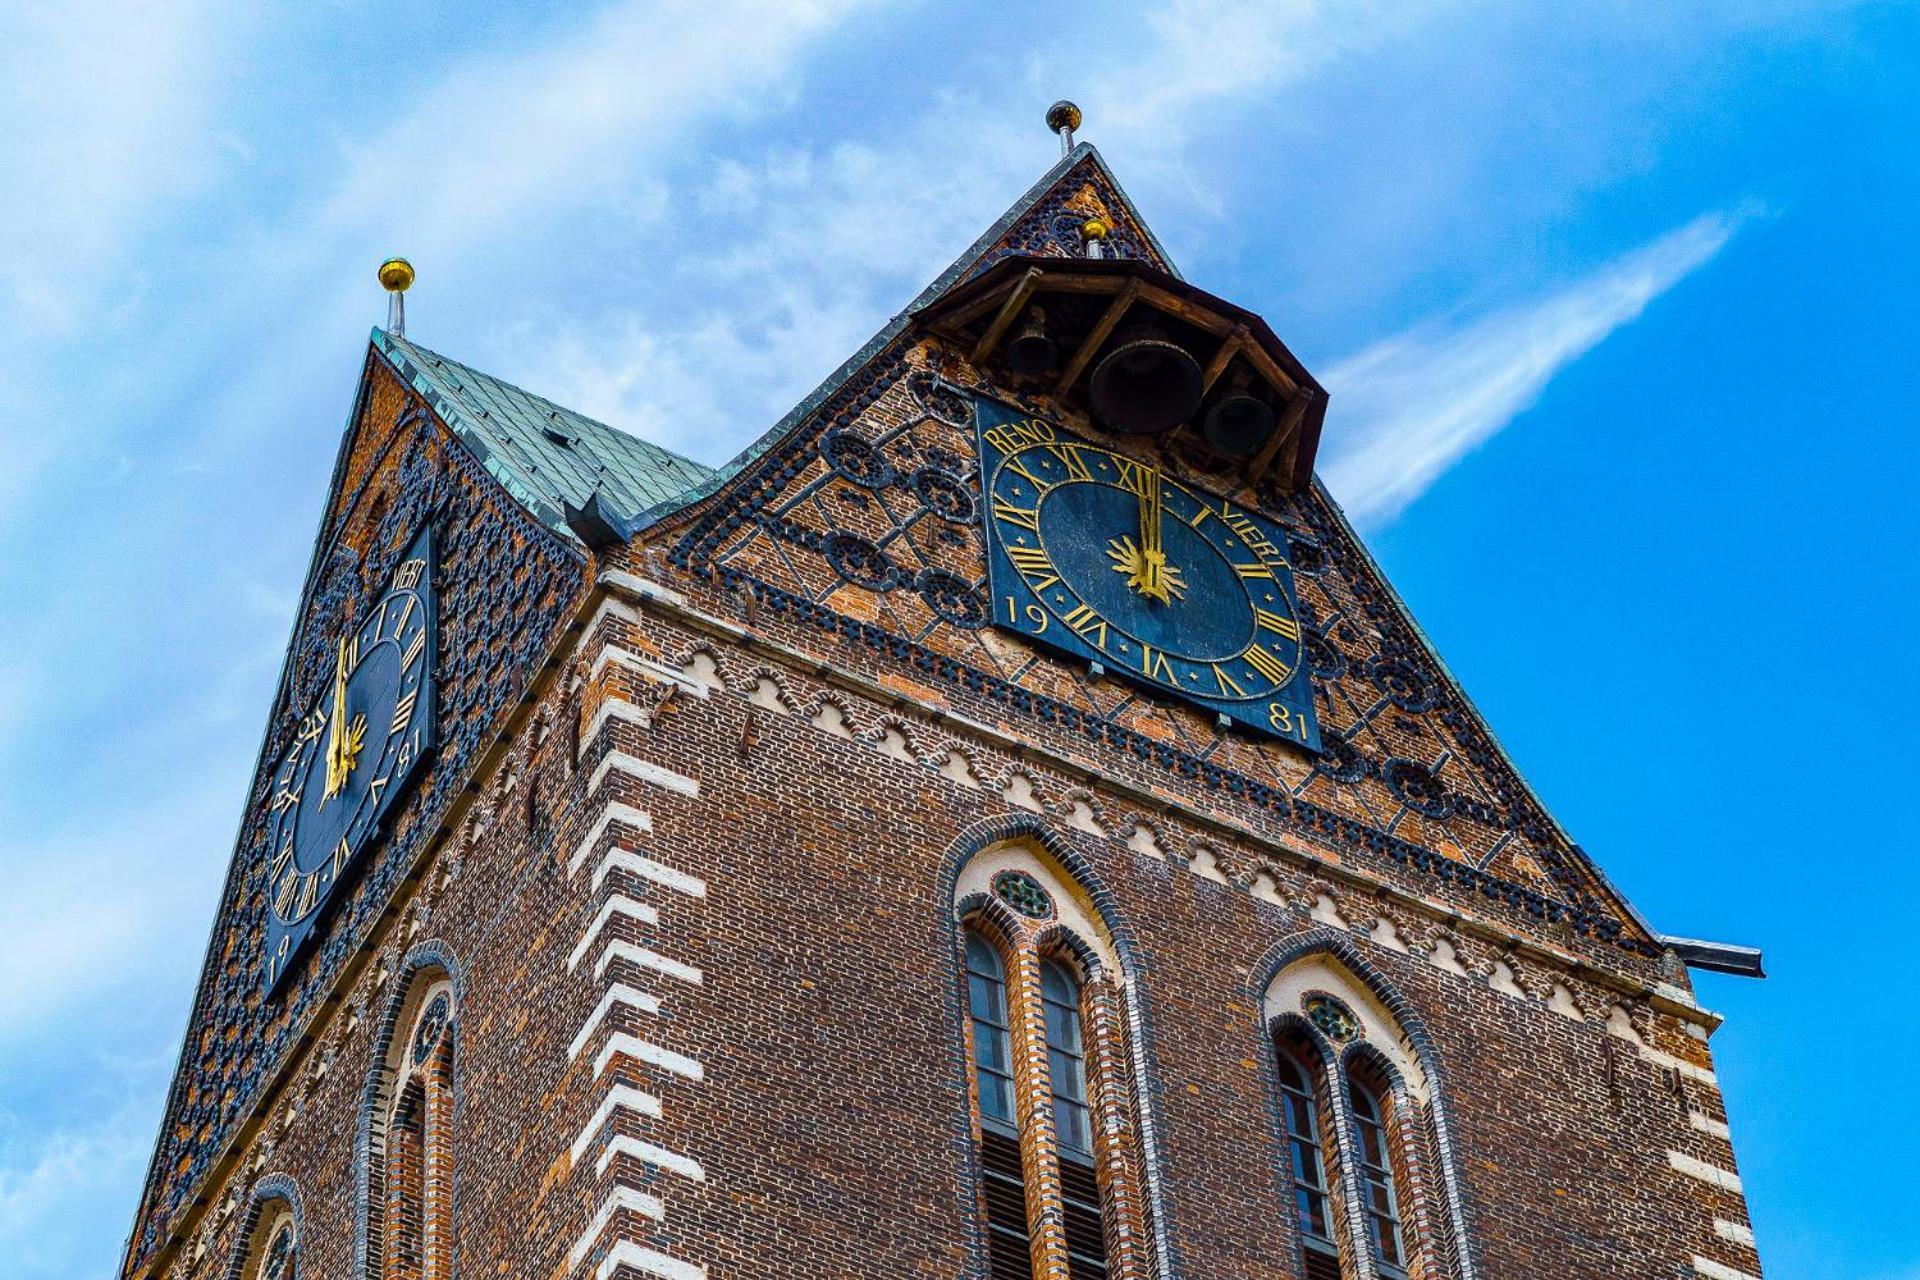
524,1,1453,460
0,0,238,334
1319,206,1753,525
0,1047,174,1278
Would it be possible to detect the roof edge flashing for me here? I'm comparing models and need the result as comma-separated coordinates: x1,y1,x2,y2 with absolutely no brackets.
1661,935,1766,979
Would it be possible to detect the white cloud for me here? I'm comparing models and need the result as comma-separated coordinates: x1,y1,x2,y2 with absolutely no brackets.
0,0,239,333
0,1049,174,1278
524,2,1453,461
1319,206,1752,525
0,780,234,1039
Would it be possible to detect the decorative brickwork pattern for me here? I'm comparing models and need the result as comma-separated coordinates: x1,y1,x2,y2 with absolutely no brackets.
128,145,1763,1280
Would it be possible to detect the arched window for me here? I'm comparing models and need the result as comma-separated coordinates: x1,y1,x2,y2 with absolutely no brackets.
1275,1041,1341,1280
229,1192,298,1280
966,929,1032,1280
954,848,1158,1280
1264,957,1467,1280
366,971,455,1280
1040,958,1106,1280
1348,1075,1408,1279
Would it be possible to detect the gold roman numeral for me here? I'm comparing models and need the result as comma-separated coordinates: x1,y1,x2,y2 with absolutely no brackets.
1189,497,1229,529
1004,457,1053,492
1235,561,1275,580
332,838,351,880
402,630,426,668
341,631,361,673
1244,644,1293,685
1045,444,1094,482
390,690,417,738
1060,603,1109,648
1212,664,1247,698
273,869,298,918
1111,455,1153,497
1004,545,1059,591
295,872,318,918
1254,608,1300,640
992,498,1041,534
1139,645,1176,684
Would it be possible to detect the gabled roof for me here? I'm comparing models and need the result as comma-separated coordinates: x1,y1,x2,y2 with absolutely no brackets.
373,329,713,541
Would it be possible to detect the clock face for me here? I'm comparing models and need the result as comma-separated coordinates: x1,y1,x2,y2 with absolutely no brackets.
975,397,1321,751
261,526,437,993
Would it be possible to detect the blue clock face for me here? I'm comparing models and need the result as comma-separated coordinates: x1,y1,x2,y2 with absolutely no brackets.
975,397,1321,751
261,527,437,993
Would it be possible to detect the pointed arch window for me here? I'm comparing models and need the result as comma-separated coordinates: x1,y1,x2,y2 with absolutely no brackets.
233,1201,298,1280
1348,1075,1408,1279
366,973,456,1280
967,929,1034,1280
1041,958,1107,1280
1265,966,1463,1280
968,932,1018,1130
1275,1042,1341,1280
955,850,1157,1280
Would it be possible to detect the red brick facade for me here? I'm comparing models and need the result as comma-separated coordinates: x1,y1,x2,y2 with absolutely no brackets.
125,150,1761,1280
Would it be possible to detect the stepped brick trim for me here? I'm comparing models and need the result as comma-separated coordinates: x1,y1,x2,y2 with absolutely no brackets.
570,897,662,972
570,1086,665,1166
1668,1151,1743,1194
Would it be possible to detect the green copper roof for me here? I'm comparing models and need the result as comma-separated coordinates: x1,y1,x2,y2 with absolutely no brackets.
373,328,713,541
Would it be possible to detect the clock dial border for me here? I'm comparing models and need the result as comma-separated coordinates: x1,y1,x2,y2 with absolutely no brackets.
974,396,1321,752
261,525,439,994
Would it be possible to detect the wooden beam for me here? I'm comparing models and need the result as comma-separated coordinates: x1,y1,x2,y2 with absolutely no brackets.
1136,283,1233,338
1248,389,1313,482
1238,339,1301,397
969,267,1046,365
942,279,1024,331
1199,326,1250,396
1036,273,1129,295
1055,279,1140,393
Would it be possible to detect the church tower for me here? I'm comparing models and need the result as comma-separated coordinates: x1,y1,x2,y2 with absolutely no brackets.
123,109,1765,1280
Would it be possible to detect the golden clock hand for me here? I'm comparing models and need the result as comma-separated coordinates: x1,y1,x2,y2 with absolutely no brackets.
1139,464,1169,603
325,634,349,799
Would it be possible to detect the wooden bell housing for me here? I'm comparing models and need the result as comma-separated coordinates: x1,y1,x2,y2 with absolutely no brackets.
911,255,1328,492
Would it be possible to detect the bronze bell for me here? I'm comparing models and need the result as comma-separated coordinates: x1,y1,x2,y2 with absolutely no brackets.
1200,370,1277,458
1006,306,1058,376
1087,327,1203,435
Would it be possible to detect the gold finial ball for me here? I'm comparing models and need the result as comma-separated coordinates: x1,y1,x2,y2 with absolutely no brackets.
1046,100,1083,134
378,257,415,293
1081,216,1112,242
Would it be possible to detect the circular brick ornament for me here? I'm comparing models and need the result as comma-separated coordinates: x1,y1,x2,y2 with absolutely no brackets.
910,467,975,522
993,869,1054,920
263,1225,297,1280
825,533,900,591
1303,993,1359,1043
821,430,896,489
1383,758,1453,819
1370,657,1437,712
412,992,450,1067
915,568,988,628
908,371,973,427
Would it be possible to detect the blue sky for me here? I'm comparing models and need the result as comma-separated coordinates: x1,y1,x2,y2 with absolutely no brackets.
1,2,1914,1276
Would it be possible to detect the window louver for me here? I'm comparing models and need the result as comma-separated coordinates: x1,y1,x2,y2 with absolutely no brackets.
980,1129,1035,1280
1059,1154,1109,1280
